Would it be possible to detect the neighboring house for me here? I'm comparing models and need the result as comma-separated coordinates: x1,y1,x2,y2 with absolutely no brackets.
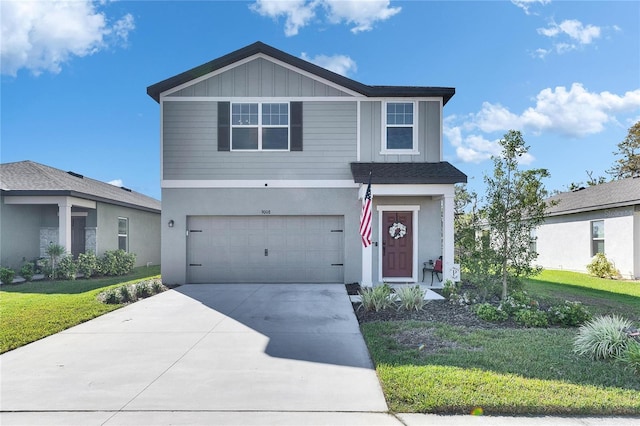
536,177,640,279
0,161,161,270
147,41,466,286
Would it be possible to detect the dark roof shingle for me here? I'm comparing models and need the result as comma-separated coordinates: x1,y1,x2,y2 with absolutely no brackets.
546,177,640,216
0,161,160,212
147,41,455,104
351,162,467,184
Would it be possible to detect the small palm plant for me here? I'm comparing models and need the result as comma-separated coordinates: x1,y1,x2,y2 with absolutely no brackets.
46,243,66,279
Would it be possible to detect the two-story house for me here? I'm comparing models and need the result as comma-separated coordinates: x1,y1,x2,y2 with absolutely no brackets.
147,42,466,286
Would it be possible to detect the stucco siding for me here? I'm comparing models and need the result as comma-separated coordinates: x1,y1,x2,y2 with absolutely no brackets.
536,207,637,278
0,200,42,269
96,202,160,267
168,58,352,98
161,187,361,285
163,101,357,180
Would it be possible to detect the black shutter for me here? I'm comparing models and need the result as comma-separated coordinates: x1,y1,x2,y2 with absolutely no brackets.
218,102,230,151
290,101,303,151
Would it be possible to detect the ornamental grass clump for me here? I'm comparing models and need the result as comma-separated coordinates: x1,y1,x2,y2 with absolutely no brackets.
395,285,427,312
359,283,394,312
573,315,634,360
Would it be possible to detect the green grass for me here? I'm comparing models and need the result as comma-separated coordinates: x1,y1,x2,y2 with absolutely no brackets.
361,270,640,415
524,270,640,321
0,266,161,353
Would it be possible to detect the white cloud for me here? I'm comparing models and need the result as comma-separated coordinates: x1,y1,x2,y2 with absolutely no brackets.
250,0,400,36
321,0,401,33
1,0,135,76
300,52,357,76
446,84,640,163
250,0,316,37
511,0,550,15
108,179,124,187
536,19,601,55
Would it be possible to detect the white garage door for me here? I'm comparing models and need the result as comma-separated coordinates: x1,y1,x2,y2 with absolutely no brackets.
187,216,344,283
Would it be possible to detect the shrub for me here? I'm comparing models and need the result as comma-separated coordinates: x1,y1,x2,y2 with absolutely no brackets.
619,341,640,375
0,267,15,285
359,283,394,312
499,291,538,316
102,289,120,304
19,262,35,282
514,308,548,327
547,301,592,327
77,251,99,278
118,285,133,303
474,303,508,322
441,279,460,299
55,255,77,280
151,279,165,293
395,285,426,312
100,250,136,276
573,315,634,360
135,281,152,299
586,253,619,279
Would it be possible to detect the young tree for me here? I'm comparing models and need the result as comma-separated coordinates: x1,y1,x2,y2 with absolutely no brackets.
484,130,552,299
608,121,640,179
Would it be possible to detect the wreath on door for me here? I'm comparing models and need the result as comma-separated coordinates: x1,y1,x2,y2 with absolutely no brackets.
388,222,407,239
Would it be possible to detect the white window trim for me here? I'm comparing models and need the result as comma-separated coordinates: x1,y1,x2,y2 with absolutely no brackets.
230,101,290,152
376,205,420,282
118,217,129,252
591,220,604,256
381,100,419,155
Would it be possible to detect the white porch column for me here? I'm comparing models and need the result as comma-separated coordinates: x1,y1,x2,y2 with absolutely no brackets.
442,193,455,282
58,201,72,252
361,244,373,287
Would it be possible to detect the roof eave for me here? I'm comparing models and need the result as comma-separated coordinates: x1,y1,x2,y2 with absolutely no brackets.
1,190,161,213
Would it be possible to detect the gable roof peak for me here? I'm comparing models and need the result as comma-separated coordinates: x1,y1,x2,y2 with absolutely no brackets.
147,41,455,104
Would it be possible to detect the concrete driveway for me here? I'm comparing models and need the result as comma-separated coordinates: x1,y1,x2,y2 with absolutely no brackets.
1,284,396,425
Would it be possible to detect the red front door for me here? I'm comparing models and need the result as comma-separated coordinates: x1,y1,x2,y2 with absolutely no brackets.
382,211,413,278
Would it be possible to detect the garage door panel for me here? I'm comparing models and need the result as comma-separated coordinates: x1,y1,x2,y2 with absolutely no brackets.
187,215,344,283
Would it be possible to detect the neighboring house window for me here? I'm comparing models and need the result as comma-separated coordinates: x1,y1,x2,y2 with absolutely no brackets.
530,228,537,255
384,101,416,152
118,217,129,252
231,102,289,150
591,220,604,255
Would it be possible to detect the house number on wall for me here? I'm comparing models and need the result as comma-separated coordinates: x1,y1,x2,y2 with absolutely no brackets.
261,210,271,215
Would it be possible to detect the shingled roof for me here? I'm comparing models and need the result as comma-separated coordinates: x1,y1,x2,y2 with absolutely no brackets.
351,162,467,185
546,177,640,216
0,161,160,213
147,41,455,105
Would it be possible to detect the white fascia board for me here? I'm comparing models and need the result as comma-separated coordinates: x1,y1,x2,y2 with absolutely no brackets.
162,180,359,189
4,195,96,209
362,184,455,198
159,53,363,100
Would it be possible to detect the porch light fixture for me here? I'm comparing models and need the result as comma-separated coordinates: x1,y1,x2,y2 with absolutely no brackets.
168,220,174,228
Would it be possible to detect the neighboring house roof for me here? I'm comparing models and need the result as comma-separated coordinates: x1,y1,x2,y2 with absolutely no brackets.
0,161,161,213
147,41,455,105
351,162,467,185
545,177,640,216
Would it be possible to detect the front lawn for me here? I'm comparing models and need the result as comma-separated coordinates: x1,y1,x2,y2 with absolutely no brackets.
360,270,640,415
0,266,161,353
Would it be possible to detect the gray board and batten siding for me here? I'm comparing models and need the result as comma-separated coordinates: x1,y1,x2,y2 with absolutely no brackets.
163,100,358,181
167,58,353,99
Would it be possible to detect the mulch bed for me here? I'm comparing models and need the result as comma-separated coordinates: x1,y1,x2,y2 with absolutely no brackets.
346,283,522,329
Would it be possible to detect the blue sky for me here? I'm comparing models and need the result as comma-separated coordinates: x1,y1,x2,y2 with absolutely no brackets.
2,0,639,200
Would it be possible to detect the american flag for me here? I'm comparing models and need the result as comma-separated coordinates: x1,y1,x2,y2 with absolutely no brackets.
359,173,372,248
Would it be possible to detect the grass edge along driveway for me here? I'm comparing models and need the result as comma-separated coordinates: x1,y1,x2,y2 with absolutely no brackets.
361,270,640,415
0,266,161,354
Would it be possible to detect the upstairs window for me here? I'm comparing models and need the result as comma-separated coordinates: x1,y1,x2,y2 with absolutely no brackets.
118,217,129,252
231,102,289,150
591,220,604,256
384,101,416,152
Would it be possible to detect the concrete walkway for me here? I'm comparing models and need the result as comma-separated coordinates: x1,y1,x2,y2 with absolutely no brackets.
1,284,638,425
